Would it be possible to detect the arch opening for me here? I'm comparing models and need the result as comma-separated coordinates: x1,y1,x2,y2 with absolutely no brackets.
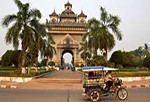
61,49,74,69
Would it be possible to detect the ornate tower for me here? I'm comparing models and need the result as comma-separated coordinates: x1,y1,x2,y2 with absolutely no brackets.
49,10,58,22
49,1,87,66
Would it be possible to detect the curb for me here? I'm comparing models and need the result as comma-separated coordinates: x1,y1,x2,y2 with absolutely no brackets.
1,84,150,90
0,85,18,89
33,70,58,79
123,84,150,88
31,79,82,84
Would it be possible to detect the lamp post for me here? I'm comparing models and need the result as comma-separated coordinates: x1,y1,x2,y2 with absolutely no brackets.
100,48,106,56
85,36,89,66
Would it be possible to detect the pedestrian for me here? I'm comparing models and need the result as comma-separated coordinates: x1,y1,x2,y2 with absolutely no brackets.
71,66,75,73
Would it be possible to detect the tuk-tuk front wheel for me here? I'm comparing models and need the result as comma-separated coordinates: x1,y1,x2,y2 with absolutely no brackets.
90,90,100,102
117,88,128,100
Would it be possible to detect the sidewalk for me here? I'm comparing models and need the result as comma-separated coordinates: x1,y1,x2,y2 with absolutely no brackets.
1,79,150,90
0,70,150,89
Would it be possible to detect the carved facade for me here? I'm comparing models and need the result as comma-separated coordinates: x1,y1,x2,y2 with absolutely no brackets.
48,1,87,66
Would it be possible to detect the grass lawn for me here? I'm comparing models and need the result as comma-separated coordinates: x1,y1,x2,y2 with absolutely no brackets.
0,66,55,77
112,70,150,77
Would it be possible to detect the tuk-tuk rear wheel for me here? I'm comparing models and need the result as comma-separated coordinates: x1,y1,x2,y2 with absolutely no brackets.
90,90,100,102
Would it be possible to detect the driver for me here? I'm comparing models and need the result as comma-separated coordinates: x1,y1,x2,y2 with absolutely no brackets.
105,70,113,92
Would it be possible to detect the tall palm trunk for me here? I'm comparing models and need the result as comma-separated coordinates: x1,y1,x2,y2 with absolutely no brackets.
103,48,108,60
92,47,97,56
19,49,26,74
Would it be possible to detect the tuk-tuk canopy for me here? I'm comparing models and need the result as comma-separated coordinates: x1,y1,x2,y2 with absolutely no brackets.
82,66,118,72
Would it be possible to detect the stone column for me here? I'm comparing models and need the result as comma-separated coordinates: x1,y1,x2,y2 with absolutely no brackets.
74,48,77,65
58,48,61,66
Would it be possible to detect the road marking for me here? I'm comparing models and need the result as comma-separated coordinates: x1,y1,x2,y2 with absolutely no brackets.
67,89,70,102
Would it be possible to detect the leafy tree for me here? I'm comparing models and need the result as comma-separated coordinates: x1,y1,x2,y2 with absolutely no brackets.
1,0,47,72
143,56,150,68
143,43,150,57
1,50,21,67
110,50,123,67
110,50,141,68
132,43,150,59
132,46,144,58
11,50,21,67
1,50,12,66
122,52,140,67
0,60,2,66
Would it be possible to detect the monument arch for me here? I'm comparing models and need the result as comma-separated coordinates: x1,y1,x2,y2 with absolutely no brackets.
48,1,87,66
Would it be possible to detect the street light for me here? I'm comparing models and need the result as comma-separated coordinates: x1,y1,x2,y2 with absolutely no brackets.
99,48,106,56
86,36,89,66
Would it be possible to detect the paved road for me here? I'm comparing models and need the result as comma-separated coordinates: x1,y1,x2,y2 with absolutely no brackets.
40,70,82,79
0,88,150,102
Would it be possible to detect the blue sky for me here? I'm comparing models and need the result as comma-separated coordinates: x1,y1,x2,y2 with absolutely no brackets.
0,0,150,61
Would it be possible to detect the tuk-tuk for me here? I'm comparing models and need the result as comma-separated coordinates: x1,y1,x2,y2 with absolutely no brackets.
82,66,128,102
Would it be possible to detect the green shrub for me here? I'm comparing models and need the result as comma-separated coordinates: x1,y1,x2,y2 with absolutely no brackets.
75,64,79,67
48,61,55,66
41,59,47,66
91,55,106,66
107,61,115,68
80,63,84,67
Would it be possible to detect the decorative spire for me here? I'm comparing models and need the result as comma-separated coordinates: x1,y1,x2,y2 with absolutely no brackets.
49,9,58,17
78,10,87,17
65,1,72,7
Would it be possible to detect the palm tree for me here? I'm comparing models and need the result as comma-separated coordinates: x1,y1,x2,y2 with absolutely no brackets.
86,18,101,55
99,7,122,58
144,43,150,57
79,40,91,66
42,34,56,66
1,0,47,72
82,7,122,59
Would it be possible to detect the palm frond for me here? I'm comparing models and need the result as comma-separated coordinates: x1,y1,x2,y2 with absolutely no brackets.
100,7,108,24
14,0,23,11
2,15,17,27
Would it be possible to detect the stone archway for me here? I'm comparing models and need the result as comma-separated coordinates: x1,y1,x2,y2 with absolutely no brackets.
55,34,79,66
48,1,87,66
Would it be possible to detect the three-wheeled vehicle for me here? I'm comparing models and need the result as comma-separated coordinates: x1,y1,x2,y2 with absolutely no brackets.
82,66,128,102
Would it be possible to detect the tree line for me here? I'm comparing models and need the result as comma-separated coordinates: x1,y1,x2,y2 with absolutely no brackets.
110,44,150,68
